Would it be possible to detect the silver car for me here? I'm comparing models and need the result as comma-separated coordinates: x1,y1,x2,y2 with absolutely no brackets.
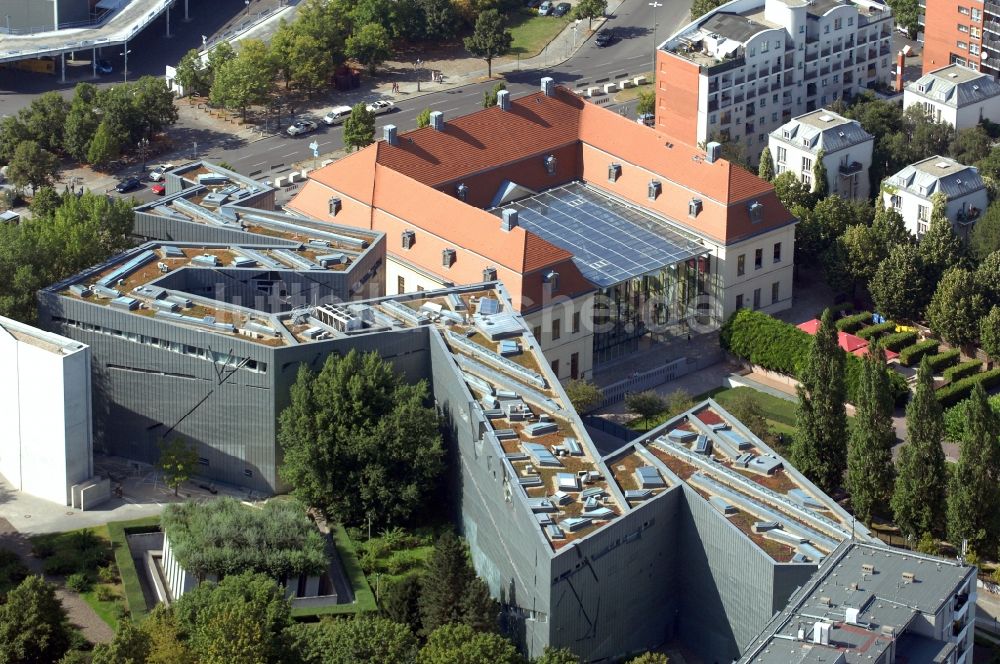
286,119,318,136
365,100,396,116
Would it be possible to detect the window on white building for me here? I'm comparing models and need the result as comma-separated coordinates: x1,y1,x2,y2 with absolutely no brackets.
802,156,813,171
802,171,812,187
777,146,787,163
834,17,842,29
917,205,930,222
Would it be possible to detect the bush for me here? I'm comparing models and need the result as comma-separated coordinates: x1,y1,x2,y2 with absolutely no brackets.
0,549,28,597
96,585,117,602
936,367,1000,406
856,321,897,341
835,311,872,333
65,572,91,593
944,359,983,383
943,393,1000,440
925,349,961,373
42,552,79,576
97,564,117,585
31,539,56,559
879,330,918,352
898,340,940,366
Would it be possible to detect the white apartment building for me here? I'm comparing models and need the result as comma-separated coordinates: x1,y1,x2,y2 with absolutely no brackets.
0,315,94,506
657,0,894,163
904,64,1000,129
769,108,874,199
882,155,988,240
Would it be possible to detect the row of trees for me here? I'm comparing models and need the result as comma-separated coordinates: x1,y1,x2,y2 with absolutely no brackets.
0,78,177,180
790,310,1000,555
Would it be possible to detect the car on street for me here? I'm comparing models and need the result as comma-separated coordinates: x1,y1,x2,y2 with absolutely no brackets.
115,176,141,193
637,113,655,127
538,1,552,14
323,105,353,125
148,163,174,182
96,59,113,74
595,29,614,46
552,2,571,15
365,100,396,116
286,119,318,136
151,184,166,195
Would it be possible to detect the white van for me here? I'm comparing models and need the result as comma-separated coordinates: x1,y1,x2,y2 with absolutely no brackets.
323,105,353,126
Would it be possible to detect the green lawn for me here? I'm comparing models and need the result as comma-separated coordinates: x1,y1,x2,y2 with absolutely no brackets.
107,516,160,622
713,387,797,427
508,11,571,56
292,522,377,618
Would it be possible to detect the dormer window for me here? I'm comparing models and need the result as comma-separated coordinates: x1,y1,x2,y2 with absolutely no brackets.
401,230,415,249
483,267,497,281
328,197,341,216
748,201,764,223
608,163,621,182
543,270,560,293
648,180,662,200
689,198,703,217
442,248,456,268
544,155,557,175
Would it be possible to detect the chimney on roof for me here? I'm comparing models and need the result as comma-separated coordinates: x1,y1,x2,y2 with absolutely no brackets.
706,141,722,163
501,208,519,231
383,124,398,146
497,89,511,110
430,111,444,131
541,77,555,97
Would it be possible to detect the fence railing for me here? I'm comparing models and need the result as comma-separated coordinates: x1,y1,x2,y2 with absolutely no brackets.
598,358,687,409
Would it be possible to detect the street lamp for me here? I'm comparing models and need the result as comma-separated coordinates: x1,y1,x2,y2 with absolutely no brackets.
4,15,10,34
414,59,422,92
245,0,250,16
649,1,663,68
138,138,149,171
121,46,131,83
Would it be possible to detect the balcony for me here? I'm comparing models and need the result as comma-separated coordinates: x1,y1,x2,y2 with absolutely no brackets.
804,70,818,80
771,81,781,91
708,100,719,112
734,75,745,85
839,161,863,175
880,44,890,56
820,66,830,76
821,47,831,57
734,94,745,103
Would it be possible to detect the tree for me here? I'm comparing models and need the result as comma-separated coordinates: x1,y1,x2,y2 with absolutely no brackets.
824,224,881,297
891,357,948,538
459,577,499,634
636,89,655,117
210,39,274,121
950,124,992,165
157,437,198,496
978,250,1000,304
0,116,32,163
564,379,603,413
625,391,666,428
792,309,848,492
926,268,987,347
28,187,62,220
175,48,210,96
690,0,723,19
664,389,694,416
422,0,460,41
572,0,607,29
535,647,580,664
20,92,69,154
627,655,669,664
206,41,236,85
6,141,59,194
382,575,423,635
812,150,829,197
86,121,121,170
946,384,1000,554
92,619,151,664
419,532,475,634
173,572,291,664
295,0,351,65
723,389,774,447
845,347,895,525
887,0,921,36
0,576,72,664
981,306,1000,361
482,81,508,108
919,193,965,287
971,203,1000,261
96,84,143,145
64,83,100,162
773,171,814,211
415,108,432,129
464,9,512,78
143,605,193,664
343,102,376,152
346,23,393,74
418,624,523,664
278,349,444,526
269,21,298,89
869,244,927,320
131,76,180,139
287,616,419,664
758,146,775,182
288,33,334,95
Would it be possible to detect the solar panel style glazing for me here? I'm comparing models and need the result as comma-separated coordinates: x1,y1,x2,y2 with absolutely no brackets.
493,182,706,288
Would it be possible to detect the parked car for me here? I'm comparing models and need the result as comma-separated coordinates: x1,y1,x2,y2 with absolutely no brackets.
637,113,655,127
96,59,113,74
538,1,552,15
148,163,174,182
286,119,318,136
552,2,571,16
595,30,614,47
115,176,141,193
525,0,541,7
323,105,353,125
365,100,396,116
151,183,166,195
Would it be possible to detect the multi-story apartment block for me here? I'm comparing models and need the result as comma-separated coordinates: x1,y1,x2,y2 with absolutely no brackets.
904,63,1000,127
922,0,995,77
882,155,988,239
768,108,875,199
657,0,894,162
287,80,796,376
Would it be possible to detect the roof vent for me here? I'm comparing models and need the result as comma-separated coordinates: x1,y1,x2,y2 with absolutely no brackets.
706,141,722,163
902,571,915,583
862,563,875,574
497,89,511,110
812,622,831,646
949,72,959,78
501,208,519,231
819,596,832,607
838,130,845,137
328,197,341,216
748,200,764,223
429,111,444,131
935,161,951,168
456,182,469,201
541,76,555,96
483,266,498,281
442,248,456,268
608,162,621,182
974,84,981,91
544,154,558,175
543,270,560,292
648,179,662,200
401,230,415,249
819,114,834,122
383,124,398,145
689,198,703,217
845,607,859,624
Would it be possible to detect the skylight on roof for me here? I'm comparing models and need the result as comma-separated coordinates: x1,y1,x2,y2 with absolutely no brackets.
935,161,951,168
819,114,834,122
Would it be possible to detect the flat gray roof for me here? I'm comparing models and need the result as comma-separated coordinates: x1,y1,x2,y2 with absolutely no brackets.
701,12,772,43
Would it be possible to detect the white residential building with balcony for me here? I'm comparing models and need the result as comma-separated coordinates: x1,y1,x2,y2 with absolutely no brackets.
768,108,874,199
904,64,1000,129
656,0,894,164
882,155,988,240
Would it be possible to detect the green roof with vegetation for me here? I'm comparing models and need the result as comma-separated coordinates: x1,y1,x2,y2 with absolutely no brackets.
161,498,326,580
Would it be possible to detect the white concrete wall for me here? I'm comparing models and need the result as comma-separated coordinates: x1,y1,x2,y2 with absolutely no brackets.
0,319,91,506
904,91,1000,130
715,224,796,316
523,294,595,382
884,187,989,239
769,134,873,200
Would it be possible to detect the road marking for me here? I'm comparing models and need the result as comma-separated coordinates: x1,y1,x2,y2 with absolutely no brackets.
279,151,299,158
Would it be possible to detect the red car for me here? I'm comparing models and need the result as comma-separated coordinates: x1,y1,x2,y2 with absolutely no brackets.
151,184,166,195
